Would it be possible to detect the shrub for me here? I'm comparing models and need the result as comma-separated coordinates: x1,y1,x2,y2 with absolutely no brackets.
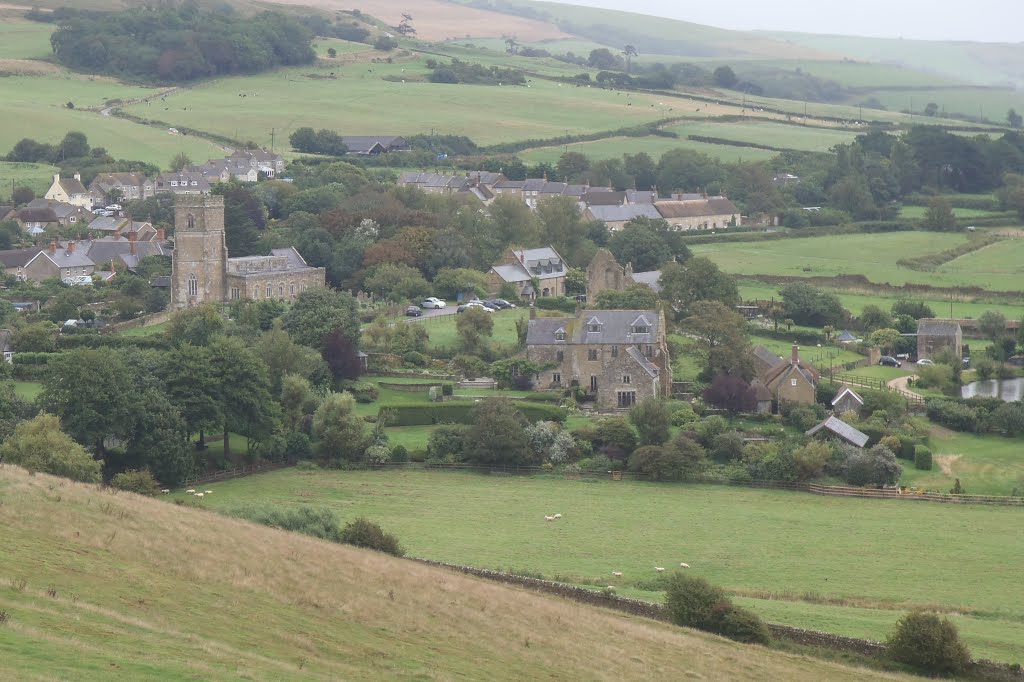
886,611,970,675
403,350,428,367
109,469,160,496
789,441,831,481
669,402,698,427
717,604,771,644
709,431,744,463
346,380,379,404
534,296,577,312
914,445,933,471
228,505,344,542
926,399,980,432
843,444,902,486
440,383,454,396
784,405,819,431
664,573,729,630
628,445,688,481
390,444,409,463
339,517,404,556
576,455,616,472
426,424,468,463
284,432,313,461
694,415,728,446
365,444,391,464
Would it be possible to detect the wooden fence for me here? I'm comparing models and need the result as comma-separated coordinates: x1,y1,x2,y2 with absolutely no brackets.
183,459,288,487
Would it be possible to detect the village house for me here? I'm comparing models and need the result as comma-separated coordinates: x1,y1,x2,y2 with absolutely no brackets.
756,344,820,410
0,248,39,280
193,158,259,184
584,203,663,231
154,171,211,195
22,240,95,282
170,195,324,307
44,173,92,209
831,385,864,415
525,308,672,411
23,199,93,230
654,195,741,231
87,217,158,241
88,172,154,205
340,136,410,155
916,319,963,360
486,246,567,300
228,149,285,177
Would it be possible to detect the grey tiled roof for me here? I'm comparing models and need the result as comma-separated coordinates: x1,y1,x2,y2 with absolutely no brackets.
655,197,739,218
917,319,961,335
831,386,864,407
626,345,659,377
491,262,530,283
586,204,662,222
753,345,784,368
806,416,869,448
629,270,662,293
526,309,660,345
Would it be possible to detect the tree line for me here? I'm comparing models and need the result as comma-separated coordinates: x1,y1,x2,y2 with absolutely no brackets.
44,7,316,82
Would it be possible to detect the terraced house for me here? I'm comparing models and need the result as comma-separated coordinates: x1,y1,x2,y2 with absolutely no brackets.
526,308,672,411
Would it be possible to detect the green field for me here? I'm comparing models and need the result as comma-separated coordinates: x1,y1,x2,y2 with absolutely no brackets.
190,468,1024,663
0,19,54,60
5,466,893,681
750,333,864,369
518,134,780,165
900,427,1024,497
417,308,527,352
12,381,42,401
693,232,1024,292
0,161,59,195
899,204,1005,220
857,87,1024,121
666,120,860,152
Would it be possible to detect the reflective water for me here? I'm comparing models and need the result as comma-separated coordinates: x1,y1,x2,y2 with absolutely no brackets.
961,378,1024,402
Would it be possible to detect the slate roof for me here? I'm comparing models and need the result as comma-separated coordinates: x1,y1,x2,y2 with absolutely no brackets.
26,199,86,220
629,270,662,293
56,176,88,196
835,330,860,343
29,247,94,269
340,136,407,153
270,247,313,270
0,248,39,269
494,179,525,189
625,189,657,204
83,238,166,267
586,204,663,222
154,172,211,193
753,345,784,369
918,319,961,336
526,309,660,345
491,263,531,283
16,207,58,223
89,172,148,190
831,386,864,407
655,197,739,219
582,191,626,206
626,345,660,377
806,416,869,448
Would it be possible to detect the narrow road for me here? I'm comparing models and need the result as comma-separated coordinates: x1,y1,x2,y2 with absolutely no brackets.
887,375,924,400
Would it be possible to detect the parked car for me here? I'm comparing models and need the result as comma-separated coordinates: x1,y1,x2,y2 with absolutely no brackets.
487,298,515,309
105,204,122,212
480,300,500,310
879,356,902,367
457,301,492,313
94,209,113,217
405,305,422,317
916,358,935,366
421,297,446,309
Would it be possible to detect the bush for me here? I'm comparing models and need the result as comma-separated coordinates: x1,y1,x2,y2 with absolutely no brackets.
346,380,379,404
390,444,409,463
664,573,729,630
365,444,391,464
339,517,404,556
669,402,698,427
403,350,428,367
926,399,980,432
717,605,772,644
284,432,313,461
382,401,566,426
227,505,344,542
843,444,902,486
533,296,577,312
426,424,468,463
784,405,820,431
628,445,690,481
886,611,970,675
914,445,933,471
694,415,728,447
709,431,744,463
109,469,160,496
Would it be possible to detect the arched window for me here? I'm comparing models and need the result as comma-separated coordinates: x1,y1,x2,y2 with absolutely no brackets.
266,283,272,299
289,282,295,298
187,273,198,297
186,213,196,230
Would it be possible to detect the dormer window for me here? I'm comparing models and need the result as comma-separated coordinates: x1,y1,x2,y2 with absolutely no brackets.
554,328,566,341
630,315,652,335
632,324,649,334
586,317,602,333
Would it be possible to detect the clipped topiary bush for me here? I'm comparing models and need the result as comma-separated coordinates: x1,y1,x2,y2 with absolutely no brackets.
914,445,933,471
886,611,970,675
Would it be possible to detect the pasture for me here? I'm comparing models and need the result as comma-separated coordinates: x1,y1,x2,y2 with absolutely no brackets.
900,426,1024,497
0,18,54,60
0,161,59,195
518,135,779,165
692,231,1024,292
3,466,890,682
191,467,1024,663
665,120,860,152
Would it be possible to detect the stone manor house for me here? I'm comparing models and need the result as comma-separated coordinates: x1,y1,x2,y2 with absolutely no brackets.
171,195,324,308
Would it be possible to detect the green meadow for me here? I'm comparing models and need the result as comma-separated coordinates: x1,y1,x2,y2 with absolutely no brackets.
518,135,779,165
189,468,1024,663
0,161,59,195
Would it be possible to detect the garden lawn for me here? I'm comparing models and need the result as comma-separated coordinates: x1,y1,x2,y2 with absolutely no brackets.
898,426,1024,497
842,365,914,382
13,381,42,401
420,308,526,353
118,322,168,337
749,334,864,369
191,468,1024,663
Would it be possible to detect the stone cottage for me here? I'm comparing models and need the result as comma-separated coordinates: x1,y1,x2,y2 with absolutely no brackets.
916,319,962,361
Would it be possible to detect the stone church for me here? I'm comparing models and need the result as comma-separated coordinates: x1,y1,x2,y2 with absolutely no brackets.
170,195,325,308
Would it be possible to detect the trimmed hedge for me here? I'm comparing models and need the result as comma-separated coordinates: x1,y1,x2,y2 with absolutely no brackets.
380,400,566,426
534,296,577,313
57,334,170,350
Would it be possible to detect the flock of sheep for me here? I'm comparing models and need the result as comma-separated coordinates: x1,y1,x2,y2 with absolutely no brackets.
179,488,213,498
543,513,691,590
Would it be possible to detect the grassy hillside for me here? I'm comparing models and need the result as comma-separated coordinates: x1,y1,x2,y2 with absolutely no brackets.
183,468,1024,663
0,465,910,680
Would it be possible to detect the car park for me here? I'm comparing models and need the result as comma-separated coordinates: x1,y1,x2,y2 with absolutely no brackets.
421,297,446,309
879,356,902,367
405,305,422,317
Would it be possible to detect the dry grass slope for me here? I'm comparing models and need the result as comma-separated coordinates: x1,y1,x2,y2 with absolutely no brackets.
0,465,912,681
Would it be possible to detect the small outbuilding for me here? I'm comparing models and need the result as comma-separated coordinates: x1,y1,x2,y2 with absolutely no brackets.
917,319,962,361
805,415,869,448
831,385,864,415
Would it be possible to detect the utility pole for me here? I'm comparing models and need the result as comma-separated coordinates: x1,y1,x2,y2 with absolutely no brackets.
270,128,275,152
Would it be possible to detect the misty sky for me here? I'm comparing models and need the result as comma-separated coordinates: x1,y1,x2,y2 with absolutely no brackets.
542,0,1024,43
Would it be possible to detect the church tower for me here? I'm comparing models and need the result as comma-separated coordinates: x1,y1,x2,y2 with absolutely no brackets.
171,195,227,308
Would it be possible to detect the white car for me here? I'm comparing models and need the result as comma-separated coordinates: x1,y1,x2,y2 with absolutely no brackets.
917,358,935,366
421,297,446,309
106,204,122,211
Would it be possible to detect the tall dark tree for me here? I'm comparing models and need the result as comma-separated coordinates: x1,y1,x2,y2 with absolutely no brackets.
703,374,757,417
209,336,280,456
282,287,360,349
322,329,363,380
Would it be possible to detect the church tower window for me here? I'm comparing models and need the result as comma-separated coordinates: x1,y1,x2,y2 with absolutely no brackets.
187,273,198,297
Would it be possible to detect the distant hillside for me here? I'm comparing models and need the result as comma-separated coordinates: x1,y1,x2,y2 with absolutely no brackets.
0,465,909,680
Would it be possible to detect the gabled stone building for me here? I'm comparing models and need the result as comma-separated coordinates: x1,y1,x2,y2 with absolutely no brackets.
526,308,672,411
916,319,962,361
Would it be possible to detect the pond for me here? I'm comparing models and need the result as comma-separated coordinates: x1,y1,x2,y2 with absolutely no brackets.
961,377,1024,402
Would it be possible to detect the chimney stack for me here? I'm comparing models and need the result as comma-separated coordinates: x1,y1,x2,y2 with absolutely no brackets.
156,228,165,241
74,172,81,182
67,241,76,254
791,344,799,364
48,239,57,254
53,173,60,184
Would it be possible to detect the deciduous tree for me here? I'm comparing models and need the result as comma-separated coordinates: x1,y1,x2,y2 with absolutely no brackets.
0,414,100,482
684,301,754,380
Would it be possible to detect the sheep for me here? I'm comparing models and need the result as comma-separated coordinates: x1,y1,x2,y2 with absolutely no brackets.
185,489,195,494
544,515,555,521
553,513,561,519
195,492,204,498
655,567,665,572
160,489,170,494
204,490,212,494
679,563,690,569
611,571,622,577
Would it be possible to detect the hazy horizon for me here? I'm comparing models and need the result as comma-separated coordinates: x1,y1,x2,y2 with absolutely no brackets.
540,0,1024,43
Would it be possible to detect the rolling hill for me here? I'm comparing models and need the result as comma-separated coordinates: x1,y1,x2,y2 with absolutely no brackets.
0,464,913,680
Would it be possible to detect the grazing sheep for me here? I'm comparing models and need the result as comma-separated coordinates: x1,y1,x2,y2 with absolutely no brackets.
204,490,212,494
679,563,690,568
655,567,665,572
612,571,622,577
544,515,555,521
553,513,561,519
195,492,204,498
185,489,195,494
160,489,170,494
607,586,615,590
